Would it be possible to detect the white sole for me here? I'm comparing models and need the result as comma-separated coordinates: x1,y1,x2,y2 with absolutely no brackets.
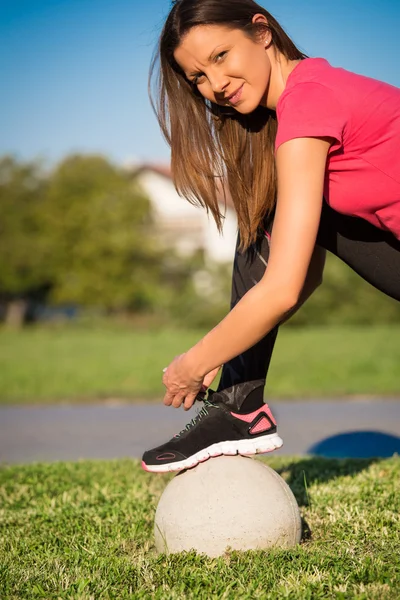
142,432,283,473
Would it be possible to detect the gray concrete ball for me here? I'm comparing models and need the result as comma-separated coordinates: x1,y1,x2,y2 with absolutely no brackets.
154,455,302,557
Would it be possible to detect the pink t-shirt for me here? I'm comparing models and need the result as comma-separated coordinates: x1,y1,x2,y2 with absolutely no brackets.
275,58,400,240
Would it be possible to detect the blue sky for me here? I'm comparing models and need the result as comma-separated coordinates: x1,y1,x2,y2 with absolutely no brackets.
1,0,399,167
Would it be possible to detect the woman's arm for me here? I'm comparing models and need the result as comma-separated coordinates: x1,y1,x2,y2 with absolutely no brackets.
163,136,331,408
279,243,326,326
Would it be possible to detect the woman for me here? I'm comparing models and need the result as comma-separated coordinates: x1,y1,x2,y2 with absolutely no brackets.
142,0,400,472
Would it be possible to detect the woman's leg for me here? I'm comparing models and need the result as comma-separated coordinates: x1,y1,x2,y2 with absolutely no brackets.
317,202,400,301
215,218,279,412
216,203,400,412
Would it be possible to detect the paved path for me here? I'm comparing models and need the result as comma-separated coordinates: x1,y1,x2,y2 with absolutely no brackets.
1,400,399,464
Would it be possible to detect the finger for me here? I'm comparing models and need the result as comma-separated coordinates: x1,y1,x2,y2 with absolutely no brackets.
163,391,174,406
183,392,198,411
171,392,186,409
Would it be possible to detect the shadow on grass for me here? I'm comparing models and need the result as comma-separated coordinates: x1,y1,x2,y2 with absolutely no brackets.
278,455,380,508
277,452,381,542
278,430,400,509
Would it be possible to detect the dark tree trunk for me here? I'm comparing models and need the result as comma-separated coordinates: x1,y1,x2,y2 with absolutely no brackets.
4,299,29,328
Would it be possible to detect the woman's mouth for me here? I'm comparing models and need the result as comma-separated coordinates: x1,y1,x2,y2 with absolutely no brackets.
227,84,244,105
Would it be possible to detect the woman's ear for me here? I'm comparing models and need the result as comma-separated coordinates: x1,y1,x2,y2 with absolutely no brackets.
252,13,271,46
252,13,269,27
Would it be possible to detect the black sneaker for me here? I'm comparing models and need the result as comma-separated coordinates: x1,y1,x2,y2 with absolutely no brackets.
141,393,283,473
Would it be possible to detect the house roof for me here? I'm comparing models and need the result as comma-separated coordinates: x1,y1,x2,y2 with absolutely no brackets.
132,163,234,210
133,163,172,180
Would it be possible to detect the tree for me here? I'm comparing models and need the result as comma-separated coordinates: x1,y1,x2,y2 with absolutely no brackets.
0,156,51,326
43,154,164,312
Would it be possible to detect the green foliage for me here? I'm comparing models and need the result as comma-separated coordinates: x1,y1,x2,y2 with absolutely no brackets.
43,154,163,311
1,456,399,598
0,153,203,320
0,156,50,296
164,259,232,328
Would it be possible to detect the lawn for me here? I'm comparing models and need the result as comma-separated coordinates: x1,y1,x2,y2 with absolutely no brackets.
0,325,400,404
1,456,399,599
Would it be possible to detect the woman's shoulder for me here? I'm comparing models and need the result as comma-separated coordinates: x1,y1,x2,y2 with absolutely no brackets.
285,57,399,97
275,57,400,157
279,57,399,114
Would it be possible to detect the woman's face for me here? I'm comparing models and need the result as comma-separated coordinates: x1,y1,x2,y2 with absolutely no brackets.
174,24,272,114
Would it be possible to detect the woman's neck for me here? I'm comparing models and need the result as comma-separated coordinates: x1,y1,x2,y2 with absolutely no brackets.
264,53,302,110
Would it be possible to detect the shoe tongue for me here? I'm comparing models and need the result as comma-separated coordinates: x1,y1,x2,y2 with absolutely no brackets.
195,389,207,403
203,389,223,407
204,388,217,401
193,390,217,410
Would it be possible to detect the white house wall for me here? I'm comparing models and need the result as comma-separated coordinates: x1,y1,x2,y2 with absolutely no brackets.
138,170,237,264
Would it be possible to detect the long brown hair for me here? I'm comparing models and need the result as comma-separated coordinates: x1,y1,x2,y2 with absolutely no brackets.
149,0,307,249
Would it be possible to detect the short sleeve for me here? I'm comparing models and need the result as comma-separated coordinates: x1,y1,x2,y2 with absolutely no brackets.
275,82,348,153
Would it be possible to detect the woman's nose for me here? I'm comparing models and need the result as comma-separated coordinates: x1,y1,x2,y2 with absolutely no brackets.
210,75,229,95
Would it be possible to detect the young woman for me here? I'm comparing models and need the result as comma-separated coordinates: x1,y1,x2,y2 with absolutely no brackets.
142,0,400,472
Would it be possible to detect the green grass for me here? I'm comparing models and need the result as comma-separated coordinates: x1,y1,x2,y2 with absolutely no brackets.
0,325,400,405
1,456,399,599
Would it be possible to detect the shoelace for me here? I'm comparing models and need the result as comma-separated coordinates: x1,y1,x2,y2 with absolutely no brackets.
174,397,219,438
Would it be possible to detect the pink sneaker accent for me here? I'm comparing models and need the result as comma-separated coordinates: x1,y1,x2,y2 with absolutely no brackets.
156,452,176,460
230,404,276,426
249,416,272,434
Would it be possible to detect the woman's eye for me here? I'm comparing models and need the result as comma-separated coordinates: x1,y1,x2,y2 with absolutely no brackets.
192,74,205,85
190,52,227,84
215,51,227,62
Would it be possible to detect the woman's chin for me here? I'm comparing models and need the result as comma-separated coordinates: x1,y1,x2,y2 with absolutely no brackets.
237,96,267,114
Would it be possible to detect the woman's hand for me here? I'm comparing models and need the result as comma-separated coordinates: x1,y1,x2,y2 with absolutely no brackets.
162,353,221,410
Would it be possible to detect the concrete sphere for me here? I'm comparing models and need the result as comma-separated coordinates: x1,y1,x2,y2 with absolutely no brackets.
154,455,302,557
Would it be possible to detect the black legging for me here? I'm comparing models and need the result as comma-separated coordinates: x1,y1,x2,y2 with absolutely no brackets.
215,201,400,411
